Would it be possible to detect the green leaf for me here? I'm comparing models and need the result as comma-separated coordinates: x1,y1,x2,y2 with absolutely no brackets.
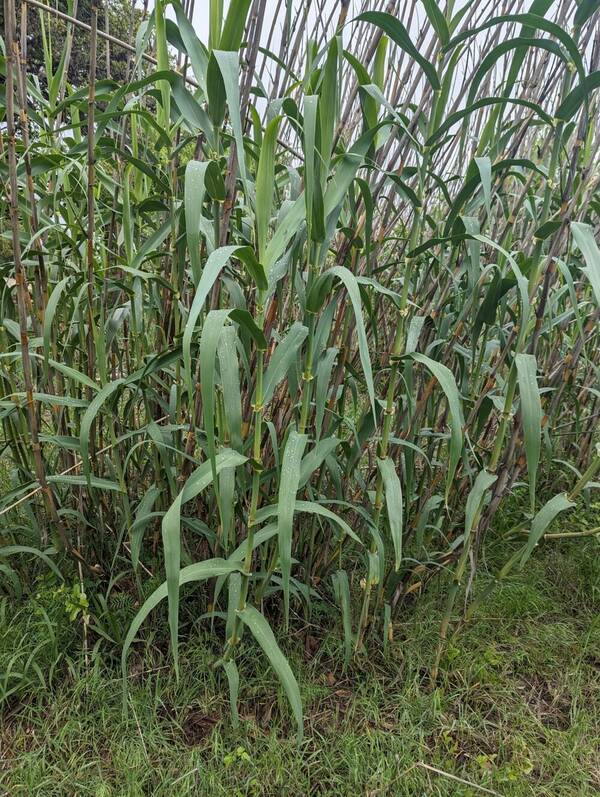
200,310,232,517
377,457,403,570
0,545,63,581
420,0,449,45
520,494,575,567
233,246,268,291
171,79,215,143
555,71,600,121
466,38,569,111
325,266,376,422
43,277,69,366
205,160,226,201
474,156,492,220
184,160,211,284
409,354,464,497
238,605,303,743
446,14,585,83
318,37,340,169
218,326,244,452
212,50,247,188
332,570,353,667
48,475,124,492
262,322,309,405
183,245,240,401
426,97,552,148
534,220,562,241
122,557,241,687
171,0,209,93
277,430,308,627
355,11,440,90
571,222,600,308
161,450,247,676
255,500,362,546
299,437,340,488
255,116,281,262
302,94,320,241
80,380,124,489
154,0,171,131
131,215,174,270
264,194,306,271
209,0,223,49
207,51,227,126
222,659,240,728
515,354,542,514
131,487,160,571
315,348,338,440
219,0,252,51
46,359,98,393
229,309,268,350
464,470,497,541
574,0,600,27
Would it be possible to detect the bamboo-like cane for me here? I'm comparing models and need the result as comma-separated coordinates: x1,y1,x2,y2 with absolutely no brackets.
85,0,98,462
4,0,70,552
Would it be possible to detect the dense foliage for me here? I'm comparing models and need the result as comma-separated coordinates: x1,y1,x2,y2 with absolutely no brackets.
0,0,142,85
1,0,600,740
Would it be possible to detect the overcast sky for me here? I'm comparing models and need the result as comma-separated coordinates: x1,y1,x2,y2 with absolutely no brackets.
144,1,423,55
146,0,334,44
174,0,347,42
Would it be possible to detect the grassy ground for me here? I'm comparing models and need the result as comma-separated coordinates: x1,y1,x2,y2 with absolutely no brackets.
1,506,599,796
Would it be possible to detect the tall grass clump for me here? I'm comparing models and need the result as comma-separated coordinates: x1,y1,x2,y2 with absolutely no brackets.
1,0,600,740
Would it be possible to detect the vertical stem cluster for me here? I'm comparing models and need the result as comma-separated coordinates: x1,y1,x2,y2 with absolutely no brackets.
4,0,69,552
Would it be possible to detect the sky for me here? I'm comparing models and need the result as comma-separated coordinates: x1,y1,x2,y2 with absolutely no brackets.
148,0,317,46
181,0,343,39
143,1,403,57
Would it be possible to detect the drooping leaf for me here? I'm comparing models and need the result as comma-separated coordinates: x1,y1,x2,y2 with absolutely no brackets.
464,470,497,541
161,450,247,676
238,605,303,743
409,353,465,497
520,494,575,567
355,11,440,90
571,222,600,308
122,557,241,687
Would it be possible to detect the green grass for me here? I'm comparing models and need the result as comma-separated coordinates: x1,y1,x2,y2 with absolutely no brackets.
1,525,598,797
